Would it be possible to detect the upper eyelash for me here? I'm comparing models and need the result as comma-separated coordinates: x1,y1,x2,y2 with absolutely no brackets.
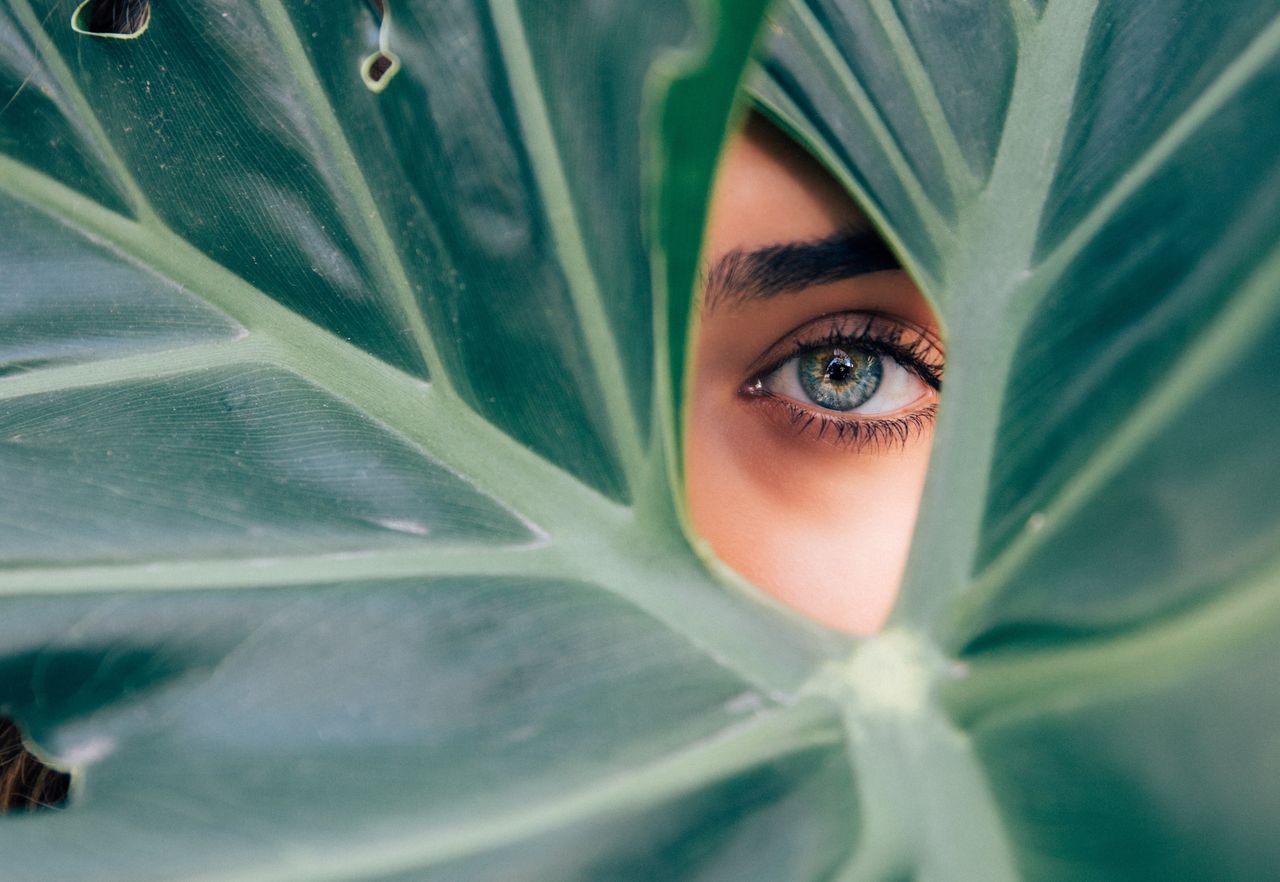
748,311,945,390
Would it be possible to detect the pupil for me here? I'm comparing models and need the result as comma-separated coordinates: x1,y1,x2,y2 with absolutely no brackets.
825,348,855,385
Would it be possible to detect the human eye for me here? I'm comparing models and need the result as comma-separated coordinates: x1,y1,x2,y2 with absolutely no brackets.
742,311,943,449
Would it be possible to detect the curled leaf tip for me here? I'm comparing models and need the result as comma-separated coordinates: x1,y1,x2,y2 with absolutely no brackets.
71,0,151,39
361,51,401,93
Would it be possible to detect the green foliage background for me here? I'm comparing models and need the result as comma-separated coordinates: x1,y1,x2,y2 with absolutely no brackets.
1,0,1278,879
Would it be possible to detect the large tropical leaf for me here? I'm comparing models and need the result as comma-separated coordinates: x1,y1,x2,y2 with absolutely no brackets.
2,0,1277,880
757,0,1280,877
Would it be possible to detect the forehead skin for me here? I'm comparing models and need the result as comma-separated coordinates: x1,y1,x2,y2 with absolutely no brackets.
703,115,863,261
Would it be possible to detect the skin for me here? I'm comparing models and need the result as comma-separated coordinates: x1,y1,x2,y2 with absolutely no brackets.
685,114,941,633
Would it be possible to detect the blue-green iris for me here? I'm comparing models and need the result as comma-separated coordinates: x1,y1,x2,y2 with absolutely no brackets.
798,346,882,411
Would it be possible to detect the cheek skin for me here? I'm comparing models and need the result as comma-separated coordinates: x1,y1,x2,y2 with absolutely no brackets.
685,341,933,634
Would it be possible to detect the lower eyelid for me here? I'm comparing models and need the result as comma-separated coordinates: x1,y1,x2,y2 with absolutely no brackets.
743,390,939,451
756,350,933,417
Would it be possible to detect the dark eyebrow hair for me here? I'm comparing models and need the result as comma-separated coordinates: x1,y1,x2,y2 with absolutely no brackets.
701,228,901,313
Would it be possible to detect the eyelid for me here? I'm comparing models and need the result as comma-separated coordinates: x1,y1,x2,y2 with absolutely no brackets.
751,396,941,451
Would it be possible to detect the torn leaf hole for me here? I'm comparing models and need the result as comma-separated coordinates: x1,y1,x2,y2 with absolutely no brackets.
367,53,394,82
361,51,401,93
0,718,70,813
72,0,150,38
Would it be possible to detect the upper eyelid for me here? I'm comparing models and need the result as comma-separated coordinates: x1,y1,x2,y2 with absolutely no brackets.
745,310,945,381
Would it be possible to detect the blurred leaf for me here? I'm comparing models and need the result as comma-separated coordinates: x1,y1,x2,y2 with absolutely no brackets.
2,0,1278,879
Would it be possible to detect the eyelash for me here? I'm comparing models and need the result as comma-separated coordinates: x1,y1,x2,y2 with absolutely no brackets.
741,312,944,451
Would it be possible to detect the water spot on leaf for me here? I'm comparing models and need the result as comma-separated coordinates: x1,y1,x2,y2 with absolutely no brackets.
71,0,150,39
372,517,431,536
220,388,250,411
56,734,116,767
724,691,766,715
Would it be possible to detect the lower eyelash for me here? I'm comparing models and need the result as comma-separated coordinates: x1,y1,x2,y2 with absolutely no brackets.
753,393,938,451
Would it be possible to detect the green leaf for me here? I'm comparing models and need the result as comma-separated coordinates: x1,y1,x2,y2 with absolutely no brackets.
3,0,1278,880
759,0,1280,877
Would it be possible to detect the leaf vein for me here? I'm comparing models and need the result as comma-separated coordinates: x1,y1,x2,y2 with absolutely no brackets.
484,0,652,493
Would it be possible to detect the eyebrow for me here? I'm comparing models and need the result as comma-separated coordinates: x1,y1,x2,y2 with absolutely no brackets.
701,228,901,313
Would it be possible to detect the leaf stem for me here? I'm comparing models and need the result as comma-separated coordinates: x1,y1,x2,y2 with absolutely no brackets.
0,336,259,401
0,543,560,596
893,0,1100,629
